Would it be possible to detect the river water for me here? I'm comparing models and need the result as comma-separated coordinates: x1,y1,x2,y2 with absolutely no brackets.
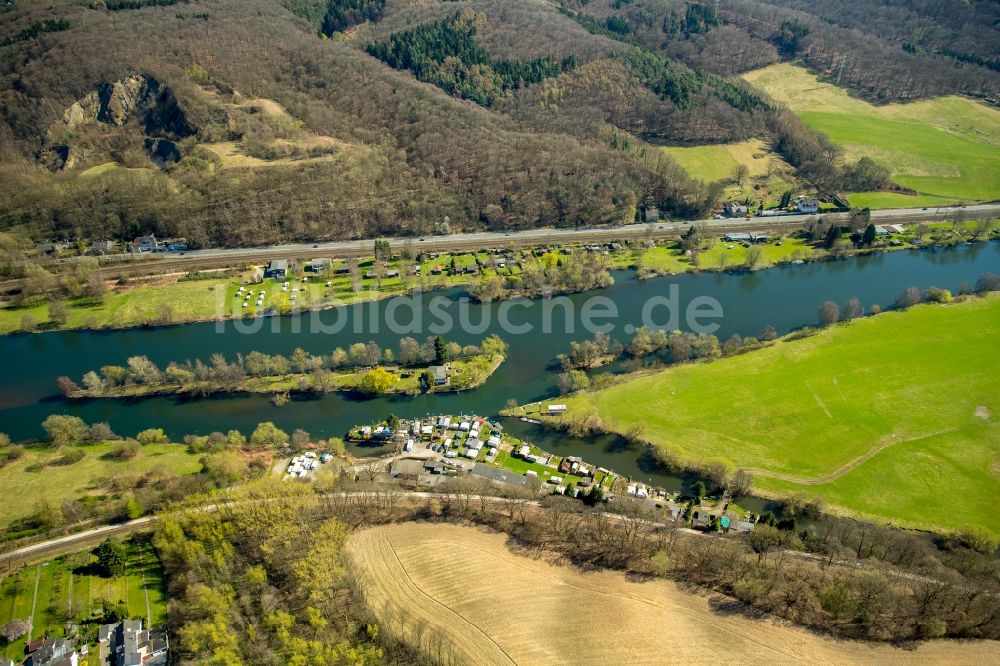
0,242,996,492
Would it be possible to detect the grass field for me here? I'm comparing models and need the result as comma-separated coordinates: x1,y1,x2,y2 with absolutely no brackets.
743,63,1000,204
660,139,784,183
547,296,1000,535
0,536,166,660
347,523,1000,665
0,443,203,530
660,139,796,207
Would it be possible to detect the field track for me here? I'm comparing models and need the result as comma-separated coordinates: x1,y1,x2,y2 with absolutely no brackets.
347,523,1000,665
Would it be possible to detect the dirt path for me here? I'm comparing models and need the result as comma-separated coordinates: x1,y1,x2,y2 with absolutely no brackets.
142,570,151,626
348,523,1000,665
27,565,40,637
746,429,950,485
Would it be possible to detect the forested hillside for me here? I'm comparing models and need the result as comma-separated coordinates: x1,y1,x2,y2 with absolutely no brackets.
0,0,995,249
563,0,1000,103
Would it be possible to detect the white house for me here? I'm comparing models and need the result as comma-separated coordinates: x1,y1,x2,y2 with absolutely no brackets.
547,404,567,415
796,199,819,214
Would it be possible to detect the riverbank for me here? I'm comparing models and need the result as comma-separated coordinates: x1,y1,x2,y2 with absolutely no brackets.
2,219,996,335
527,293,1000,537
67,353,506,400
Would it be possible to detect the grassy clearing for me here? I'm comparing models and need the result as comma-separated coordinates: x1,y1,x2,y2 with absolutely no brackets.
0,536,166,660
550,296,1000,535
847,192,960,209
0,443,203,530
743,63,1000,204
660,139,796,207
347,523,999,665
660,138,786,183
626,235,822,275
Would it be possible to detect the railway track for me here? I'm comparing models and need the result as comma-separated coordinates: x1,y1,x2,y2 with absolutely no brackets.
1,204,996,293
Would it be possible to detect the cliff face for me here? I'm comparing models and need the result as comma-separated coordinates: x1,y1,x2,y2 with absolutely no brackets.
45,74,193,170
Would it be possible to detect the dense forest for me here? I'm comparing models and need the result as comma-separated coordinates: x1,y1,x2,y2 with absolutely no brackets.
286,0,386,36
366,10,574,107
562,0,1000,103
0,0,995,248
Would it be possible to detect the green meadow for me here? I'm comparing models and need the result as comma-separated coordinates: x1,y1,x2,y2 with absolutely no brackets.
549,296,1000,535
0,443,203,531
744,63,1000,205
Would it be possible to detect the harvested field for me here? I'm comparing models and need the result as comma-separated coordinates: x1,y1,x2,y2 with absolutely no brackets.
347,523,1000,665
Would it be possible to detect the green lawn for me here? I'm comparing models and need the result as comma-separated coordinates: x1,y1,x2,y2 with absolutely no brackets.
847,192,960,209
632,237,821,274
660,138,790,183
0,537,166,660
550,296,1000,535
0,443,203,530
744,63,1000,204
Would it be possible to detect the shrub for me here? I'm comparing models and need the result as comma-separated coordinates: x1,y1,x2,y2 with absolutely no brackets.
894,286,922,309
55,448,86,465
110,440,141,460
922,287,952,303
975,272,1000,293
136,428,169,445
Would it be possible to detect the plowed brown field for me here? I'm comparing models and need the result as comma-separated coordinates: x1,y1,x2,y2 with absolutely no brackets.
346,523,1000,665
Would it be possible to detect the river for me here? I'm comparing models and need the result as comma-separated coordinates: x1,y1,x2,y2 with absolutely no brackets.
0,242,996,493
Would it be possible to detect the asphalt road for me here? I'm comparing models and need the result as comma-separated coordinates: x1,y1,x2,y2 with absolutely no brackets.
4,203,996,291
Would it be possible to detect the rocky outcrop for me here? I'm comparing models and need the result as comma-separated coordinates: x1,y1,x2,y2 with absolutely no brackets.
56,74,159,131
99,75,158,126
46,74,193,170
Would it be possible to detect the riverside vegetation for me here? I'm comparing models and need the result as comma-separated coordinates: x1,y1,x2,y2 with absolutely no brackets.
60,335,508,399
2,218,996,335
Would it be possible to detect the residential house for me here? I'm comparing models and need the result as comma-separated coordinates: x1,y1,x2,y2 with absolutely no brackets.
264,259,288,279
308,258,331,272
724,202,749,218
390,458,425,480
723,232,753,243
750,233,770,244
691,511,711,529
129,235,159,253
89,240,116,255
98,619,168,666
796,199,819,214
643,207,661,223
873,225,891,236
428,365,450,386
471,463,534,488
23,637,78,666
547,404,567,415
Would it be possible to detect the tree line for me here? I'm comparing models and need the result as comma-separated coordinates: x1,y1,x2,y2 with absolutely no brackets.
469,249,614,301
63,334,508,395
